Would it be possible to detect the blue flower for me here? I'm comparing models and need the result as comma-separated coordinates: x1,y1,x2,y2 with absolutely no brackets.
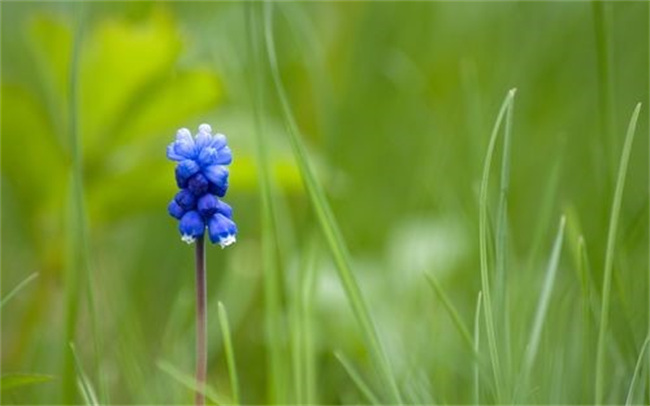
208,213,237,248
167,125,232,194
179,211,206,244
167,124,237,246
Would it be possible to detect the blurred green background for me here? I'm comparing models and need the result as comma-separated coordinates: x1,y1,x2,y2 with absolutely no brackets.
1,1,649,404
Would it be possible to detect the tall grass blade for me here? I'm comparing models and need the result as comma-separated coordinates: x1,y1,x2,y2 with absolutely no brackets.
0,272,38,308
61,4,107,404
474,291,483,406
217,302,240,405
625,335,650,405
495,83,515,380
424,273,475,356
595,103,642,405
592,1,616,172
301,245,318,404
243,3,288,403
261,2,402,403
577,235,594,399
290,237,317,404
157,360,223,405
479,88,516,402
335,352,382,406
520,216,566,397
69,343,98,406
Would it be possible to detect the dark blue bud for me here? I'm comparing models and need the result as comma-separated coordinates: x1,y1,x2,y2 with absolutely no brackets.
197,147,219,167
188,173,210,196
204,165,229,189
175,160,200,188
215,146,233,165
168,199,185,219
208,179,228,198
216,200,233,218
197,194,219,218
174,189,196,210
179,211,205,244
208,213,237,247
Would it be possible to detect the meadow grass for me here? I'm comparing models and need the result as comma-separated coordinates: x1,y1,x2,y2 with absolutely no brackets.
244,3,288,403
217,302,240,405
1,2,648,405
595,103,642,405
478,88,516,402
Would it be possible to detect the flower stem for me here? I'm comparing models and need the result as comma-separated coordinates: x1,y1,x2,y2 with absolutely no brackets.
195,235,207,406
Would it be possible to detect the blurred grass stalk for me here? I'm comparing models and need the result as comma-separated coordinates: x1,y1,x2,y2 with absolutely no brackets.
592,1,616,175
261,1,403,403
479,88,516,402
473,291,483,405
217,302,240,405
517,216,566,401
289,237,318,404
63,4,104,404
244,3,289,404
594,103,642,405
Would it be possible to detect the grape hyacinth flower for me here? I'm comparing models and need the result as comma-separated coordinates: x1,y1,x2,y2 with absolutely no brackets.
167,124,237,247
167,124,237,406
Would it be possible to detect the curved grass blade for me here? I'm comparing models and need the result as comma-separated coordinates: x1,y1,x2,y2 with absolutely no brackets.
243,3,288,403
69,343,98,406
63,4,106,403
261,2,401,403
157,360,224,405
495,83,515,378
335,352,382,406
424,273,476,358
217,302,240,405
0,273,38,308
625,335,650,405
479,88,516,402
519,216,566,397
595,103,642,405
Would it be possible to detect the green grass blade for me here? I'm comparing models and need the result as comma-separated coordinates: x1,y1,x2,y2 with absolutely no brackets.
290,238,317,404
217,302,240,405
495,83,515,380
0,272,38,308
69,343,98,406
156,360,223,405
261,3,401,403
595,102,642,405
520,216,566,394
63,4,106,404
302,247,318,405
244,3,288,403
592,0,616,171
577,235,594,399
335,352,382,406
424,273,475,356
474,291,483,406
479,88,516,402
625,335,650,405
1,374,54,393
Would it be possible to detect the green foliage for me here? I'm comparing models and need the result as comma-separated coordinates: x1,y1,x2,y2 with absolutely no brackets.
1,2,649,405
1,374,54,393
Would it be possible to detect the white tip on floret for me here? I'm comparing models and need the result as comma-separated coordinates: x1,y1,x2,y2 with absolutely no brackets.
181,234,196,244
177,128,192,138
198,123,212,134
219,235,236,249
